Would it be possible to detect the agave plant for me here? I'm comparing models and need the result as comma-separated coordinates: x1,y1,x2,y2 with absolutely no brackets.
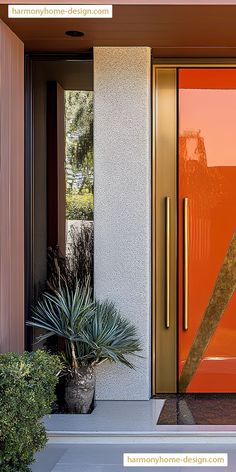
27,282,141,413
27,282,95,369
77,300,142,368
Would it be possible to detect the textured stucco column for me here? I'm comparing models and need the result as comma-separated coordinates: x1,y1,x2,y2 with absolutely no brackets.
94,47,151,400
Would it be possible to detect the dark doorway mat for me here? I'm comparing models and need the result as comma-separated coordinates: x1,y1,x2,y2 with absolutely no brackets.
155,394,236,425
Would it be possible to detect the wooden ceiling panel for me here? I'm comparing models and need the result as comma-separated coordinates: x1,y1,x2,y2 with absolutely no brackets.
2,0,236,4
1,4,236,56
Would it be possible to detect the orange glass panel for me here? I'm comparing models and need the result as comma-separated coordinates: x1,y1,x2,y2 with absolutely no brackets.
179,69,236,393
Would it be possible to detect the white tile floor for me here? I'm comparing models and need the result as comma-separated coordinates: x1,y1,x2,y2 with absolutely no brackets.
31,443,236,472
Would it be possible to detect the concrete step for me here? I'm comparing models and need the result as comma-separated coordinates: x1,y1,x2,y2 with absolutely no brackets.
47,429,236,444
44,400,236,444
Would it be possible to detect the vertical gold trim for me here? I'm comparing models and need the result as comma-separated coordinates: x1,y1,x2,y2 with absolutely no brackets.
152,67,177,394
184,198,189,331
165,196,171,329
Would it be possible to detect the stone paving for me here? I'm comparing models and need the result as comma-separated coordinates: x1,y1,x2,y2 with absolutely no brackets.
31,443,236,471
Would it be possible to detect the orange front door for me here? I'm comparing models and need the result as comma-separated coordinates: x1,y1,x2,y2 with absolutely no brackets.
178,69,236,393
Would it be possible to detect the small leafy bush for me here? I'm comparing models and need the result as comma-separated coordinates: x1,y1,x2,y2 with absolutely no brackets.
66,192,93,220
0,350,61,472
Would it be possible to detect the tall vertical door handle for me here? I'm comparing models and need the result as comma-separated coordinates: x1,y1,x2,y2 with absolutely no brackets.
184,197,189,331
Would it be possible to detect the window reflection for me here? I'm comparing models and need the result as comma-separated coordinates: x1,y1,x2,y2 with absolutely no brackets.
64,90,94,287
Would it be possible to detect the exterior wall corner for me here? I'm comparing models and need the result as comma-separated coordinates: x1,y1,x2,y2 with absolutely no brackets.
94,46,152,400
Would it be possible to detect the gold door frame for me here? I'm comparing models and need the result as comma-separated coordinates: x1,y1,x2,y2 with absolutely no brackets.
152,60,236,395
152,66,177,394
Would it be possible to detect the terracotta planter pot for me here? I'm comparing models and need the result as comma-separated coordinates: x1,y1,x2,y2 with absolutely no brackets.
65,364,95,413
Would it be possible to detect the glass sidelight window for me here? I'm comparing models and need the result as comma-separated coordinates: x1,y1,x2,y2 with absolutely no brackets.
64,90,94,286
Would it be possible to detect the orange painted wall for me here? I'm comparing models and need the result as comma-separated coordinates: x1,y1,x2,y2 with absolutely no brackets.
0,19,24,353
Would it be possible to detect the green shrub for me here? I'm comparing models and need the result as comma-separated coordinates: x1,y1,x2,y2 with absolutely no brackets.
0,350,61,472
66,192,93,220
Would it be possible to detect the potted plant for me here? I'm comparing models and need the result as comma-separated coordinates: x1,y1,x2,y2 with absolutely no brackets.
27,282,141,413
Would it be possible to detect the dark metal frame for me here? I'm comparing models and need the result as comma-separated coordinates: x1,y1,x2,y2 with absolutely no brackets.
24,51,93,350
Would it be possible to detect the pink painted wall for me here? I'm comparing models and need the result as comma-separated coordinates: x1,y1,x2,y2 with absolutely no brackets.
0,19,24,353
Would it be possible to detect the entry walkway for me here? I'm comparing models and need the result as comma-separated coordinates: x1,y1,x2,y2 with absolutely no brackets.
32,443,236,471
31,400,236,471
44,400,236,444
44,400,164,443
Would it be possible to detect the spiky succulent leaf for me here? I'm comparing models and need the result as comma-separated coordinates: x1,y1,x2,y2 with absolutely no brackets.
27,283,95,344
77,300,142,368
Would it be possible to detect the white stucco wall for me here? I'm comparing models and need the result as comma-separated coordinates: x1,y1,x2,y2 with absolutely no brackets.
94,47,151,400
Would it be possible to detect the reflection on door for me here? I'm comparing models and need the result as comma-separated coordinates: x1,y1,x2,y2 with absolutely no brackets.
179,69,236,392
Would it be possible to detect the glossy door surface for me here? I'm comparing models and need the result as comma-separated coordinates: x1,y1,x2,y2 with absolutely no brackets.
179,69,236,392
